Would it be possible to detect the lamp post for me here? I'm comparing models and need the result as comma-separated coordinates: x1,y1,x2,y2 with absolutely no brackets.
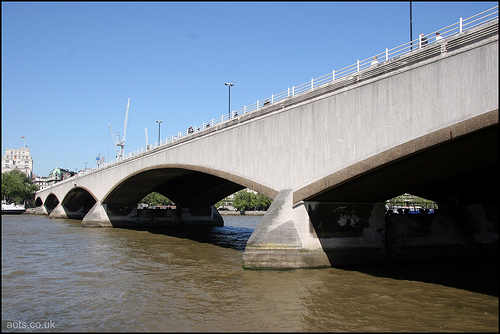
225,83,234,119
84,161,88,170
410,1,413,49
156,120,162,143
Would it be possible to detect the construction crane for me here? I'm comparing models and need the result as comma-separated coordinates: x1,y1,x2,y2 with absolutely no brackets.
108,98,130,159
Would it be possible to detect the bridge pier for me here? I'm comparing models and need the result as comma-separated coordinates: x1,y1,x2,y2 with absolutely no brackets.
48,203,68,219
242,190,388,269
242,189,331,269
82,201,113,227
35,205,48,215
81,201,223,228
243,190,498,270
179,205,224,226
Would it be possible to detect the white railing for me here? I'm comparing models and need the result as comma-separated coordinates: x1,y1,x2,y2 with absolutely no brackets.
60,6,498,184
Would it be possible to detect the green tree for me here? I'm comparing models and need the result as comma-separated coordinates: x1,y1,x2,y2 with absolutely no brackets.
255,193,273,211
1,169,39,205
232,189,253,211
386,193,437,209
231,189,273,211
139,192,174,206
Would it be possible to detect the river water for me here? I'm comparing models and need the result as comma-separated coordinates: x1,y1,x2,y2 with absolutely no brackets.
2,214,498,332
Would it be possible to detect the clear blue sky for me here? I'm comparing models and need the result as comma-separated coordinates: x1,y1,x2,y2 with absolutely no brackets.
2,1,496,176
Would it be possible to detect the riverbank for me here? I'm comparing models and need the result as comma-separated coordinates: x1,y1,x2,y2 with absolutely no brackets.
220,210,266,216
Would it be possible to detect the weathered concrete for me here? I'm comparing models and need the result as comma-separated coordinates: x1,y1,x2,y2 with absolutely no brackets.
243,190,330,269
35,21,498,269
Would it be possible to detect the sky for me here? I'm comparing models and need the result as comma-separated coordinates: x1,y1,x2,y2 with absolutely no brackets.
2,1,497,177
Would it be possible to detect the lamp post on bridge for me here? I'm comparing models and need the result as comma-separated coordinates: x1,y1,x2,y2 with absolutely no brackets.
84,161,88,170
410,1,413,49
225,82,234,119
156,120,162,144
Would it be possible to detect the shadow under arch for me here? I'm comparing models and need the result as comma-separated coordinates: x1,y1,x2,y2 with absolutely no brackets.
61,186,97,219
98,164,268,248
44,193,60,214
101,163,279,207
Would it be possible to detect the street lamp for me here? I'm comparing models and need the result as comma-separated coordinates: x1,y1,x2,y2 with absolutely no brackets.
410,1,413,49
156,120,162,143
225,83,234,119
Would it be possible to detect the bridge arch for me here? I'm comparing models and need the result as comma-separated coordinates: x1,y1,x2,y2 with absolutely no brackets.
102,163,279,208
60,187,97,219
294,111,498,208
44,193,60,214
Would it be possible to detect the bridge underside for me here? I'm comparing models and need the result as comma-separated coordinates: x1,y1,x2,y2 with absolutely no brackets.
106,168,245,208
81,168,246,228
305,124,498,208
244,124,498,269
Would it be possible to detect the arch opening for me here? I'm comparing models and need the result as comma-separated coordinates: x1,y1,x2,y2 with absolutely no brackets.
44,194,59,214
98,166,275,227
61,187,97,220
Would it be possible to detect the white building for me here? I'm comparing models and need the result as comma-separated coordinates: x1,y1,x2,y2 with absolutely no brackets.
2,147,33,178
32,174,50,190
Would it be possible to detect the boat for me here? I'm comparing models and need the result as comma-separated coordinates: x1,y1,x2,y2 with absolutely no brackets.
2,200,26,215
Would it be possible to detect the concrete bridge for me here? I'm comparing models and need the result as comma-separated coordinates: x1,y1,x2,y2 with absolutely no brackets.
35,19,498,269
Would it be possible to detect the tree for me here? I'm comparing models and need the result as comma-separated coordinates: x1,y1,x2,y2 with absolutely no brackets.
231,189,273,211
386,193,437,209
139,192,174,206
1,169,39,205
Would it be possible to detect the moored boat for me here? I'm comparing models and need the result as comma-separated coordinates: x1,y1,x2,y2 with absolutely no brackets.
2,200,26,215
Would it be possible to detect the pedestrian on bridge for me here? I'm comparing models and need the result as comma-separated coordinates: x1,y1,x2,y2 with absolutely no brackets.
419,33,428,48
435,32,443,42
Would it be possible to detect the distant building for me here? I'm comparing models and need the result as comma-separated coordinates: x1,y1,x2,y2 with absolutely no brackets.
32,174,50,190
2,147,33,178
31,167,77,190
46,167,75,186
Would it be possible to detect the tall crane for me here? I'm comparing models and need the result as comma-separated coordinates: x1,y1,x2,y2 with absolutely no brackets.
108,98,130,159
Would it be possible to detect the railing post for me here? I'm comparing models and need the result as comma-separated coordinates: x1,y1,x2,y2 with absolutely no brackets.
292,86,295,96
257,100,259,109
271,94,274,103
459,17,463,33
332,70,335,81
357,60,360,72
386,48,389,61
311,78,314,90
